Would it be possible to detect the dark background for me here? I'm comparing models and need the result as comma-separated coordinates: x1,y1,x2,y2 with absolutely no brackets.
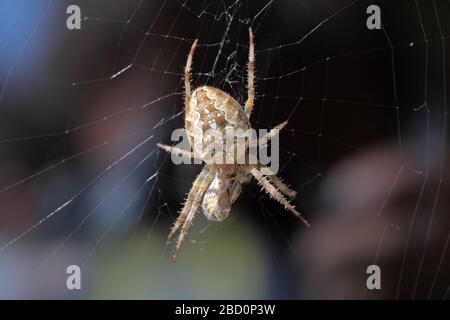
0,0,449,299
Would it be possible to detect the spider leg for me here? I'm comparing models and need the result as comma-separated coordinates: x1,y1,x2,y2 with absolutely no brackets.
157,143,199,161
168,166,212,240
255,121,296,198
261,168,297,198
168,167,214,262
250,167,309,227
172,196,201,263
244,28,255,118
257,120,288,146
185,39,198,106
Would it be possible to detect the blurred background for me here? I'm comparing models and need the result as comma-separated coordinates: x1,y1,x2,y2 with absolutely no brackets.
0,0,449,299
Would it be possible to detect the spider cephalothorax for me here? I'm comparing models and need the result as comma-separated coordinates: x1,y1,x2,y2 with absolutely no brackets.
158,29,309,262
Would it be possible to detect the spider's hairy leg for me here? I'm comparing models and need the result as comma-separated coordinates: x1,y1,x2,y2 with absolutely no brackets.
157,143,199,161
185,39,198,106
256,121,296,198
168,166,212,240
171,196,200,263
250,167,309,227
257,120,288,146
245,28,255,118
169,167,214,262
267,174,297,198
263,170,297,198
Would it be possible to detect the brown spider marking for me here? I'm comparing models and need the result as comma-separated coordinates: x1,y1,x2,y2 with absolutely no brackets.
158,28,309,263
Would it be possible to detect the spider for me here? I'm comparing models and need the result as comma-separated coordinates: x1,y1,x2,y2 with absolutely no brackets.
158,28,309,262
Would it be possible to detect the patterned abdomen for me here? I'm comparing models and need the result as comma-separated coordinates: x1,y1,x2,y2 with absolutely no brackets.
185,86,250,163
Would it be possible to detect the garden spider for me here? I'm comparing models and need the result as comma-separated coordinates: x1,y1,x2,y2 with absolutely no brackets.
158,29,309,262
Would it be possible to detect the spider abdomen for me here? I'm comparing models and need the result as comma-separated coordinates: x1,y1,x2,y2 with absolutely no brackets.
186,86,250,163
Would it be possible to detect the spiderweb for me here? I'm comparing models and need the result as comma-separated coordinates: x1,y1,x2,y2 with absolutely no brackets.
0,0,448,299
